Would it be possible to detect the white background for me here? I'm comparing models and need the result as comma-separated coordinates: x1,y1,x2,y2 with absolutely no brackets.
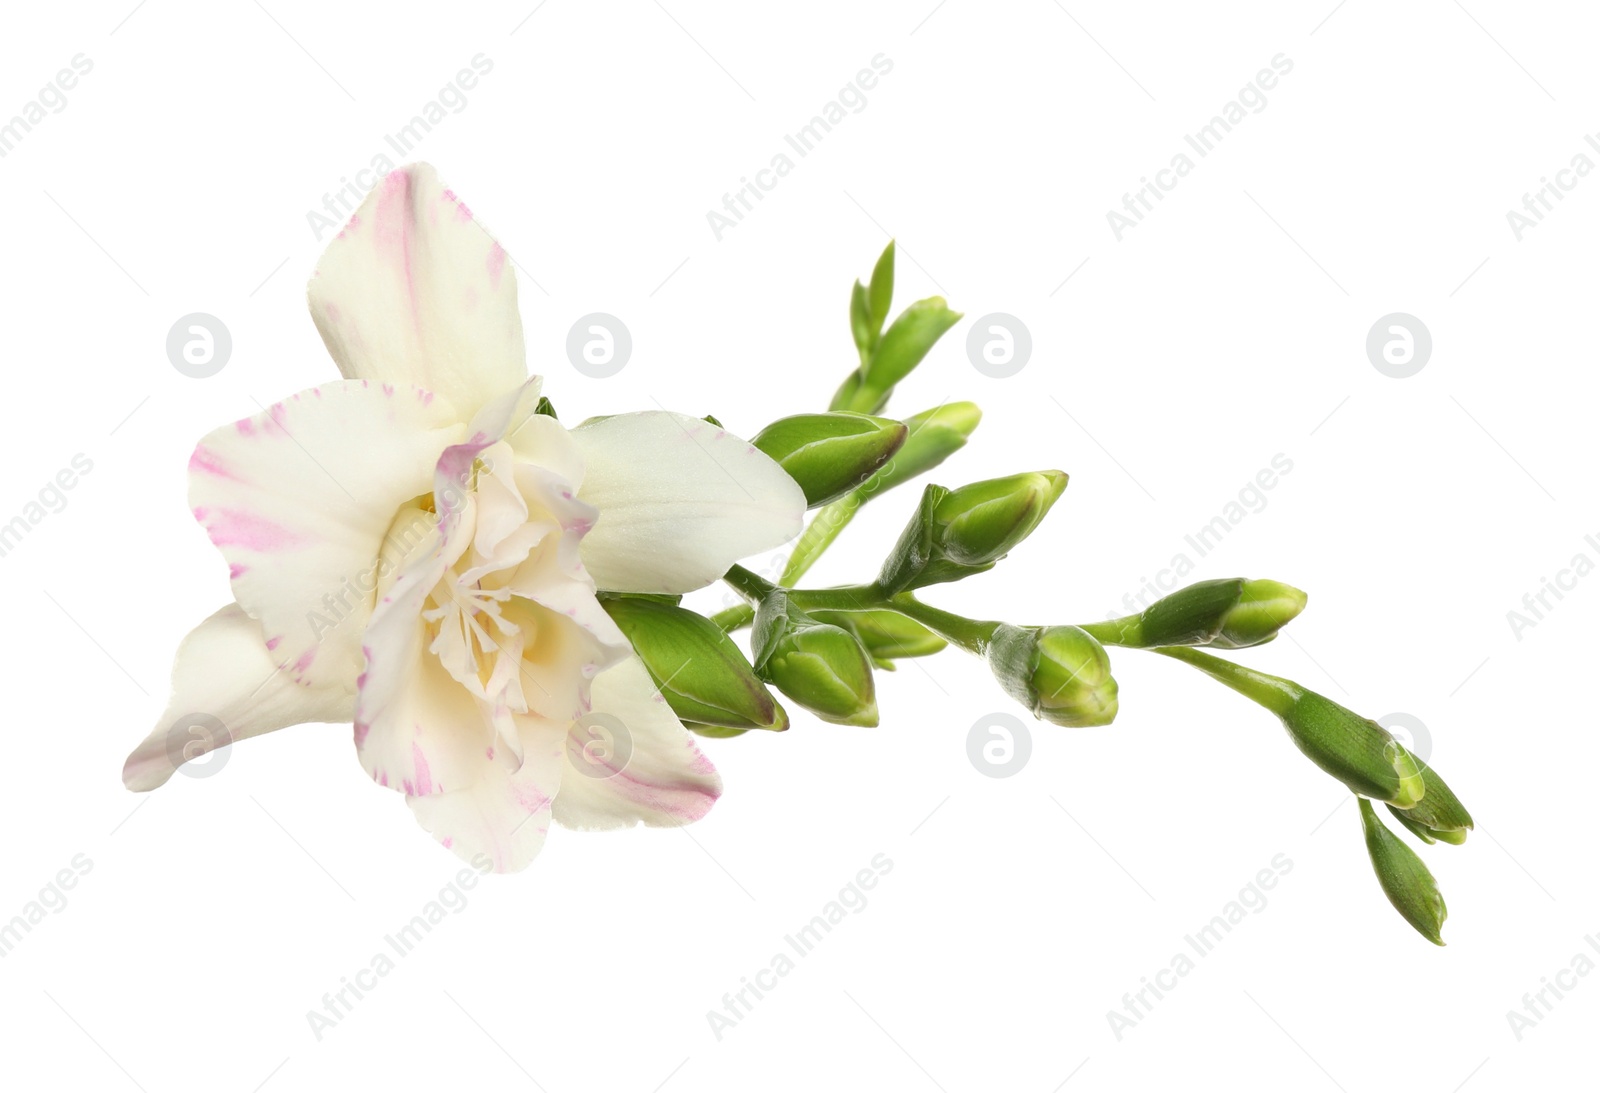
0,1,1591,1089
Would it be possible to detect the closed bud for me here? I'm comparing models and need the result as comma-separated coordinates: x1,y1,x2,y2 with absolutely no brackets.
1360,799,1449,945
1161,651,1426,809
933,471,1067,567
600,598,787,731
752,593,878,726
1280,690,1426,808
880,472,1067,594
1099,578,1307,648
751,413,908,508
987,623,1118,727
1215,580,1308,648
811,608,947,667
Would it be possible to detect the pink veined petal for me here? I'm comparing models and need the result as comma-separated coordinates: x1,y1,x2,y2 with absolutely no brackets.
188,380,465,692
568,411,806,594
407,716,568,873
123,604,355,791
552,656,722,830
308,163,527,420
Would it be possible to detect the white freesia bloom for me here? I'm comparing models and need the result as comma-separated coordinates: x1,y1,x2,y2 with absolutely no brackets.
123,164,804,872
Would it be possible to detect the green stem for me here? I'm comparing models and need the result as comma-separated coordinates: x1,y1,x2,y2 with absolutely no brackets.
710,603,755,632
780,493,864,586
882,594,1001,656
710,495,867,632
721,564,778,605
1150,646,1299,717
786,583,888,613
1079,615,1143,647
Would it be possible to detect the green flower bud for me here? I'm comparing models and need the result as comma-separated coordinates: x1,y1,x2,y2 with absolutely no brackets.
1288,691,1425,808
878,472,1066,593
1215,580,1308,648
1389,767,1473,844
752,593,878,726
600,598,787,731
751,413,909,508
1359,799,1449,945
986,623,1118,727
811,608,947,667
1156,649,1426,808
933,471,1067,566
1095,578,1308,649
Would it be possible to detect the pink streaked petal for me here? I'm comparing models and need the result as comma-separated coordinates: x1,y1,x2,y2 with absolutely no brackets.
407,716,567,873
552,656,722,831
123,604,354,791
308,163,527,421
187,379,465,691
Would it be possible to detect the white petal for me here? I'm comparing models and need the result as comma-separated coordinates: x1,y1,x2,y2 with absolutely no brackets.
308,163,527,419
552,656,722,830
189,380,464,690
407,717,567,873
569,412,805,593
354,492,486,795
123,605,354,791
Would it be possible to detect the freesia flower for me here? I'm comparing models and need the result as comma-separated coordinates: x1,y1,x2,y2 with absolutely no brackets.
122,163,805,871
